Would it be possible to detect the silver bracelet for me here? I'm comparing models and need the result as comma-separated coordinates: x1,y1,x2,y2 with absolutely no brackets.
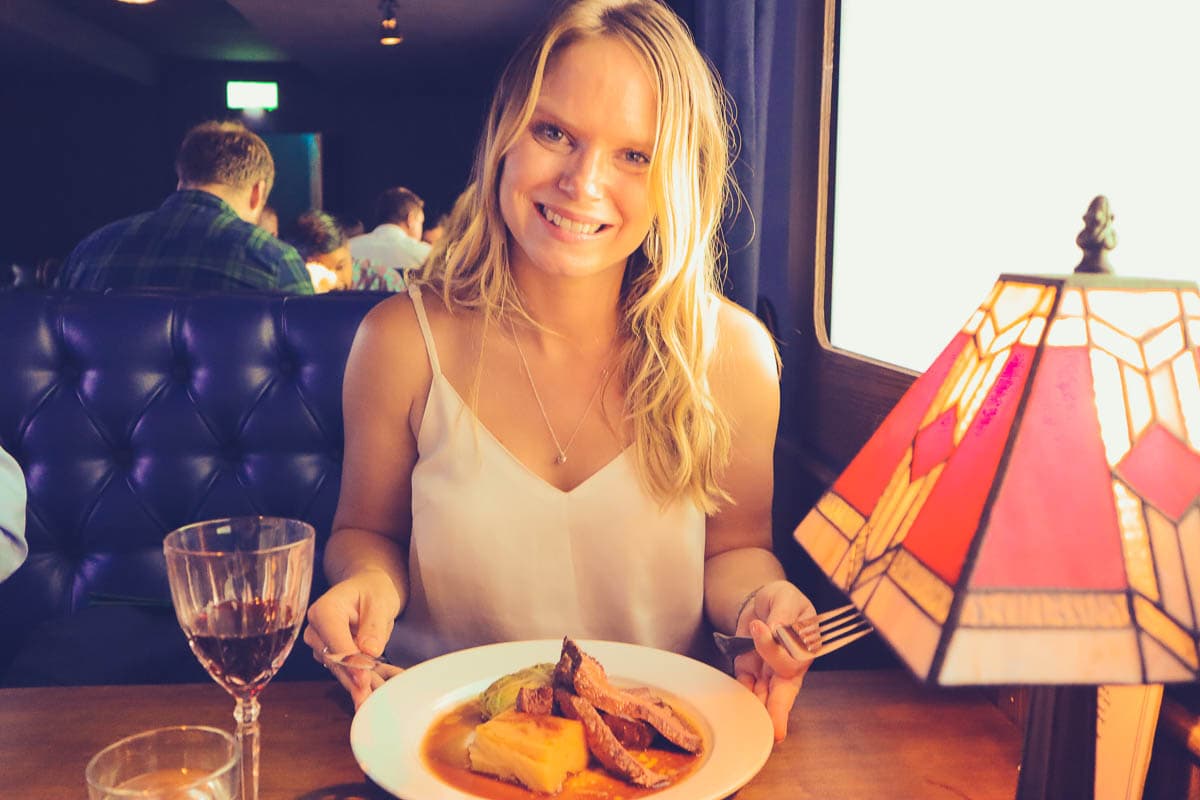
735,585,767,630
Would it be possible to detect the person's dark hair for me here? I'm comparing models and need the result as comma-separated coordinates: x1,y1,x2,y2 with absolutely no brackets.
373,186,424,228
288,210,345,261
175,120,275,193
339,216,365,238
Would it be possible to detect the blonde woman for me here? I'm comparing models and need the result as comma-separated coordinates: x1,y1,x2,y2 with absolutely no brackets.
304,0,814,740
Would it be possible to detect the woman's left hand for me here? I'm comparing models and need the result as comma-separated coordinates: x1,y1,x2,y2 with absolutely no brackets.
732,579,816,742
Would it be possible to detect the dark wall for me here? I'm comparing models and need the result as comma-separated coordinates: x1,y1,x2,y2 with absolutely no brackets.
0,61,491,267
2,74,172,267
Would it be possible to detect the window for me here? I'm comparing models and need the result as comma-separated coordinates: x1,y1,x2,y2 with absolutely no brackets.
827,2,1200,372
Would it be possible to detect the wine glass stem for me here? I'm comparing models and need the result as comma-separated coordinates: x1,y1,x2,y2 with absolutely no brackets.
233,695,262,800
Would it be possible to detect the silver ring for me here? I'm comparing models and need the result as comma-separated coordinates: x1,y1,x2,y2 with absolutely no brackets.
320,644,332,669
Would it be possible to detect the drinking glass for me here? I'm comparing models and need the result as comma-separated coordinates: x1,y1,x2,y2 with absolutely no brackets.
85,724,239,799
164,517,315,800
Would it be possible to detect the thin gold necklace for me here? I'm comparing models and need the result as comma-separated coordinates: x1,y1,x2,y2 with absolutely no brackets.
510,321,612,466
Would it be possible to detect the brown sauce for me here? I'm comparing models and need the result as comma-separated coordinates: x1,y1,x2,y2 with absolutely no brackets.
423,696,706,799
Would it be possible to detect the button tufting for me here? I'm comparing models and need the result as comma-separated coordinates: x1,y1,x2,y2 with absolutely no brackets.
0,289,394,680
112,448,134,470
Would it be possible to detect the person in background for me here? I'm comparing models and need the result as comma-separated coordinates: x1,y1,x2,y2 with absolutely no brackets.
422,213,448,245
303,0,813,742
58,120,311,294
290,211,404,293
335,214,399,286
0,445,28,583
259,205,280,237
348,186,431,273
290,211,352,292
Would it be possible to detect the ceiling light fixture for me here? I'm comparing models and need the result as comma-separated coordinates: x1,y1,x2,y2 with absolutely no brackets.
379,0,403,46
115,0,157,5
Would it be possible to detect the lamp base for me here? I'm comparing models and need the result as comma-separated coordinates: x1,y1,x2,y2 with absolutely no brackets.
1016,686,1097,800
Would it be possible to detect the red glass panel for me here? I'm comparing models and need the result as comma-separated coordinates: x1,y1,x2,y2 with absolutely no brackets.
1118,424,1200,521
835,333,969,516
903,346,1034,585
972,347,1125,590
912,407,958,480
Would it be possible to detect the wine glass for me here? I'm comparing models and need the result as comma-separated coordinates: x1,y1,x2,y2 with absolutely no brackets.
163,517,315,800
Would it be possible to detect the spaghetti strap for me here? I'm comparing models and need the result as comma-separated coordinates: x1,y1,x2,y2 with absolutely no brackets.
407,283,442,376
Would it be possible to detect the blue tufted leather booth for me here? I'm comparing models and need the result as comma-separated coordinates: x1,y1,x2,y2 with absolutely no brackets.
0,289,392,684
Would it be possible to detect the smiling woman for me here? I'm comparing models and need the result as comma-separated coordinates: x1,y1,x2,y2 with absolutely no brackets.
302,0,817,744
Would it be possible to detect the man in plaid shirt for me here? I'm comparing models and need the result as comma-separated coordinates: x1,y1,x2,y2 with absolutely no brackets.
59,120,312,294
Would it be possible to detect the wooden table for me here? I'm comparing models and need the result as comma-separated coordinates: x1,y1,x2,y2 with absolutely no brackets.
0,670,1021,799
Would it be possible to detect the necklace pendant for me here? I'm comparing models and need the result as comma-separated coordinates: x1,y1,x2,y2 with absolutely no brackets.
555,453,568,465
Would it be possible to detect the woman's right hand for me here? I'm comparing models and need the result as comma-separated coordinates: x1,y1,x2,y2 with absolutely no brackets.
303,568,403,708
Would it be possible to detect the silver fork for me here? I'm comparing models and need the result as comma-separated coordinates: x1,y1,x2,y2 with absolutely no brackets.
321,649,391,672
712,603,873,662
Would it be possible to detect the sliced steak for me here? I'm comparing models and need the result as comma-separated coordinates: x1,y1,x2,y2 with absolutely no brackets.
599,711,655,750
554,689,668,789
553,642,579,691
515,685,554,715
559,638,702,753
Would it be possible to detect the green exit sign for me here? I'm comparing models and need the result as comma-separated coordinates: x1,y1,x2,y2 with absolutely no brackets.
226,81,278,111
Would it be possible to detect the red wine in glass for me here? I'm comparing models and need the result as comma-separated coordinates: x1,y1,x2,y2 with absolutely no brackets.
165,517,314,800
189,598,301,699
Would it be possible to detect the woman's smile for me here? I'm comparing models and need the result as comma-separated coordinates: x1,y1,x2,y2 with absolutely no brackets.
535,202,611,239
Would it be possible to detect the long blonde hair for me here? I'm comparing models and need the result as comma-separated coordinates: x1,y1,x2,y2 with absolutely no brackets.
418,0,734,512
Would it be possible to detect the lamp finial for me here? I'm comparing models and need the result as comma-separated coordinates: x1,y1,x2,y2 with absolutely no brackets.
1074,195,1116,274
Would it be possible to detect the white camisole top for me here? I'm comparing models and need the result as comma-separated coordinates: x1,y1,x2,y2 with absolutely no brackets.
386,285,707,666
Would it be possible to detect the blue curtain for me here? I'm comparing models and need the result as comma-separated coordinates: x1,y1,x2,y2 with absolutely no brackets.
694,0,794,318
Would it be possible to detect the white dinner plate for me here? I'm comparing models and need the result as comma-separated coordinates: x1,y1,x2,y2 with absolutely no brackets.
350,638,774,800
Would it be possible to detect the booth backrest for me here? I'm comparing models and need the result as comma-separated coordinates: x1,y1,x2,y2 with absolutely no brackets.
0,289,391,677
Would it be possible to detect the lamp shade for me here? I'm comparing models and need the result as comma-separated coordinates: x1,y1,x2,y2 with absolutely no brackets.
795,272,1200,685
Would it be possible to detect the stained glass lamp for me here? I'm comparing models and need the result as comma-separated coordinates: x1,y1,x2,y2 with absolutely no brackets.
793,197,1200,797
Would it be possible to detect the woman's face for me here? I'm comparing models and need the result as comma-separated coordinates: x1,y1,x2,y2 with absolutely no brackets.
313,244,353,288
499,35,657,283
